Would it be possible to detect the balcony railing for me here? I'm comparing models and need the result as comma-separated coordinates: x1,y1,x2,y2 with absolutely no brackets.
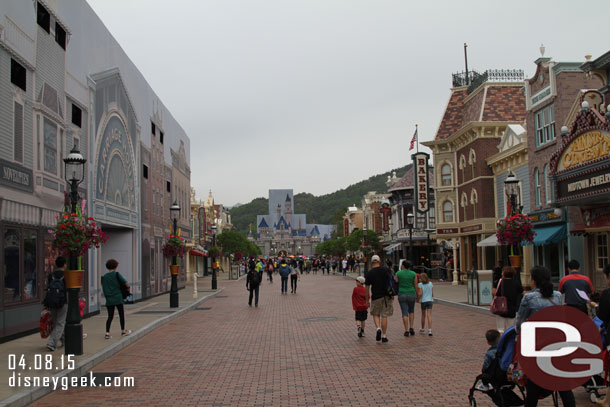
452,69,524,94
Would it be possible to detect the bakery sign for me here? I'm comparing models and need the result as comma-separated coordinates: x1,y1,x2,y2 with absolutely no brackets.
412,152,429,213
557,131,610,171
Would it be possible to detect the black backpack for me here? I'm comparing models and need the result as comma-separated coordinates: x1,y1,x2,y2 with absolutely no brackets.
249,271,260,287
44,274,66,308
386,270,399,298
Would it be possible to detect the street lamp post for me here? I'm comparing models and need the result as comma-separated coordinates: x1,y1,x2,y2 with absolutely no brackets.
504,170,520,216
211,224,217,290
63,145,86,355
169,201,180,308
425,228,435,269
406,212,414,265
362,225,367,276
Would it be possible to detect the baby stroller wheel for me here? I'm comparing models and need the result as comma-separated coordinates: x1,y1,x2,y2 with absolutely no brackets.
590,390,600,403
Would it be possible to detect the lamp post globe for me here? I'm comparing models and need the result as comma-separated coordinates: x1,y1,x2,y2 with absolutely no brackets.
406,212,414,265
62,143,86,355
504,170,520,215
169,201,180,307
211,224,218,290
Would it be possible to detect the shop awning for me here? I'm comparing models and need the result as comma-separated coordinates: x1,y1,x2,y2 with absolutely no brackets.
384,243,401,252
477,234,499,247
190,249,207,257
532,224,566,246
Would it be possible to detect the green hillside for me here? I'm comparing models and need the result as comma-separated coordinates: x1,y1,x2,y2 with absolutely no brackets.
230,165,410,236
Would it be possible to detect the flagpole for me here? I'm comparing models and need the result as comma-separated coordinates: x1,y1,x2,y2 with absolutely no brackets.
416,124,419,153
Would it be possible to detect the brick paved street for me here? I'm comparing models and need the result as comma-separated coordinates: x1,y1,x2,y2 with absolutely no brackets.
30,274,598,406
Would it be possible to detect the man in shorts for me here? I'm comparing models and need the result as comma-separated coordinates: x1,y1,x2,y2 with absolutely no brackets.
365,255,393,343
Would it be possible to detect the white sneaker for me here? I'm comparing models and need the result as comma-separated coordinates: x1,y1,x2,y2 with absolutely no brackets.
419,329,425,334
476,382,491,391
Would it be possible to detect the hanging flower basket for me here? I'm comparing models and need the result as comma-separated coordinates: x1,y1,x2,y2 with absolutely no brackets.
496,213,536,254
162,235,186,258
48,210,108,258
207,246,220,258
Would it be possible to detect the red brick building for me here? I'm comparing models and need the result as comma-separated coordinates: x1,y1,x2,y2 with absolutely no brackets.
524,52,603,282
423,69,526,281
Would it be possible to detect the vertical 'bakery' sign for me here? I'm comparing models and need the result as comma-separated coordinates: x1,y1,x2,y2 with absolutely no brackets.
412,152,429,213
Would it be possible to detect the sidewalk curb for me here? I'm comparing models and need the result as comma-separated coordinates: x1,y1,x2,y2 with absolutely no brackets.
2,288,225,407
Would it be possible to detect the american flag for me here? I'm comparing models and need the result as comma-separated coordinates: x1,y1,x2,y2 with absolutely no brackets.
409,127,418,151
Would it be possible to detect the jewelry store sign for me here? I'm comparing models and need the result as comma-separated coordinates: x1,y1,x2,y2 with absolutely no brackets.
0,159,33,192
557,168,610,201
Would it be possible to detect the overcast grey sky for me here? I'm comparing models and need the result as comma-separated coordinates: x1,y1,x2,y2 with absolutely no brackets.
87,0,610,207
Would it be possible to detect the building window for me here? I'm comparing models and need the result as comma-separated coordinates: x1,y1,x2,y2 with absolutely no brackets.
160,132,164,144
469,149,476,179
459,155,466,183
428,209,436,229
11,59,26,91
535,104,556,147
441,163,452,186
534,168,541,207
37,2,50,33
471,189,478,219
151,122,156,136
597,233,609,271
442,201,454,223
166,181,171,193
55,22,66,50
3,227,38,304
544,164,551,204
143,164,148,179
71,104,82,127
461,193,468,221
14,102,23,163
43,118,57,175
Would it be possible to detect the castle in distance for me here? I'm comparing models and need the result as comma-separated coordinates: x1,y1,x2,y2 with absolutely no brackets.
254,189,335,257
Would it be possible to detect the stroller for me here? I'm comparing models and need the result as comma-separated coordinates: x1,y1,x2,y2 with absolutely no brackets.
468,326,525,407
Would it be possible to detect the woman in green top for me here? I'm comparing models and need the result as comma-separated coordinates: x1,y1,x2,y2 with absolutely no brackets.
394,260,420,337
101,259,132,339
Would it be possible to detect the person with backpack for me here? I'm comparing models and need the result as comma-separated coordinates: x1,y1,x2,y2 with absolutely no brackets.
43,256,68,351
278,258,291,294
101,259,132,339
515,266,574,407
290,266,299,293
246,264,261,306
364,255,394,343
265,259,274,283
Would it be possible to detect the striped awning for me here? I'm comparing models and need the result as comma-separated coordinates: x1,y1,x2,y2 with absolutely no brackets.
384,243,402,252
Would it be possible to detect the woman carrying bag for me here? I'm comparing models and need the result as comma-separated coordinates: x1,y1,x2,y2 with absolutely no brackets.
491,267,523,333
101,259,132,339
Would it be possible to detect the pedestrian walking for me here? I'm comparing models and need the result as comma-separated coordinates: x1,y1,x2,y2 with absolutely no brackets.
395,260,419,337
332,259,337,274
101,259,132,339
559,259,593,314
492,266,523,333
364,255,393,343
266,259,274,283
515,266,574,407
256,258,265,282
290,267,299,293
246,266,261,307
279,259,291,294
352,276,368,337
342,258,348,276
325,259,331,275
43,256,68,351
418,272,434,336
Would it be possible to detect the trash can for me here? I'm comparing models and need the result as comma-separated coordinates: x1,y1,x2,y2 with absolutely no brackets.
473,270,493,306
467,270,475,304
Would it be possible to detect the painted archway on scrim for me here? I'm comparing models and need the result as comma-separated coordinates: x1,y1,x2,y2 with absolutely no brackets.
94,114,137,213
